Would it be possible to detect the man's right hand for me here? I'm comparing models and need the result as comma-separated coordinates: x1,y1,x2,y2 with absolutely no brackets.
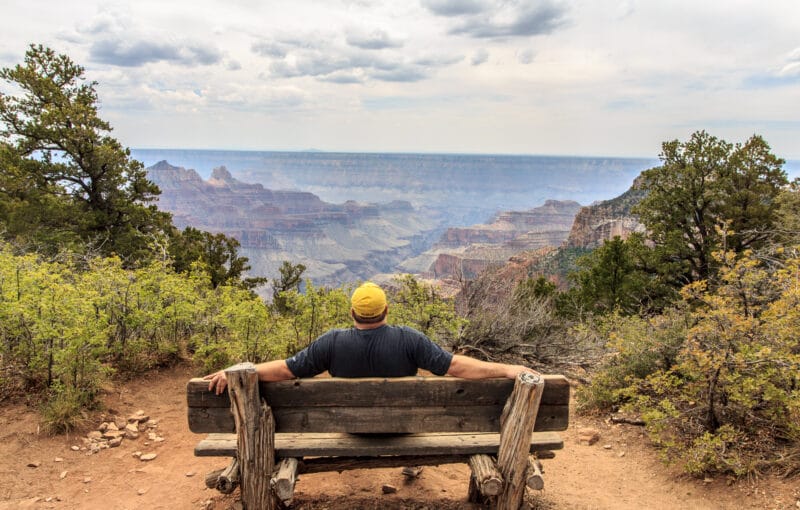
203,370,228,395
505,365,540,380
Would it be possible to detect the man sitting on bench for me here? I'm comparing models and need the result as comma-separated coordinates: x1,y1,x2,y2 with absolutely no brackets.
205,282,538,395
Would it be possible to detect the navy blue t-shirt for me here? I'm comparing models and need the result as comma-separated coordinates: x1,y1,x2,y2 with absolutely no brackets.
285,325,453,378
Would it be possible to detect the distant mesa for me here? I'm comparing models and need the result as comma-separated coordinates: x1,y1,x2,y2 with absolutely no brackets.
404,200,583,282
145,158,647,291
565,177,646,249
146,161,440,289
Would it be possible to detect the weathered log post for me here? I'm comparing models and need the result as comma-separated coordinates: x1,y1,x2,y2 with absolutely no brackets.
271,457,300,506
525,457,544,490
225,362,275,510
494,372,544,510
468,454,503,496
217,458,241,494
205,468,224,489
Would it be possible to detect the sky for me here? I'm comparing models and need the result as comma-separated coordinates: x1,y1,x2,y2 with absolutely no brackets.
1,0,799,159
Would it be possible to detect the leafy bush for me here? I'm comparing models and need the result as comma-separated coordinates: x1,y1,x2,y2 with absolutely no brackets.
41,383,90,434
579,249,800,477
388,274,465,347
0,243,282,430
575,310,688,412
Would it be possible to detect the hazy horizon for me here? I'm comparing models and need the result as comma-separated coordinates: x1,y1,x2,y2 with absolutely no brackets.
133,148,800,183
3,1,799,159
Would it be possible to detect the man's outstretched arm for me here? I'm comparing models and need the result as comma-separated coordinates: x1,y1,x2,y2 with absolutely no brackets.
446,354,539,380
203,359,295,395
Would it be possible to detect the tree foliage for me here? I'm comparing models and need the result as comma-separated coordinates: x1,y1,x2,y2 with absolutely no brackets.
169,227,265,289
387,274,464,346
0,45,171,263
271,261,307,313
0,242,271,430
633,131,787,285
579,249,800,476
571,132,798,477
562,234,679,317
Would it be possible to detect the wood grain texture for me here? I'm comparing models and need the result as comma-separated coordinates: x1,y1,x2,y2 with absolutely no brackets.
225,363,274,510
217,458,240,494
271,458,299,504
187,403,568,434
495,372,544,510
194,431,564,458
187,375,570,408
526,457,544,490
468,454,503,496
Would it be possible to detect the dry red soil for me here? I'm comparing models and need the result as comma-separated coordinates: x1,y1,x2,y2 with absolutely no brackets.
1,364,797,510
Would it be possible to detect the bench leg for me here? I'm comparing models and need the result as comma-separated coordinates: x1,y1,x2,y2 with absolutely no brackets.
226,363,276,510
495,372,544,510
271,458,300,506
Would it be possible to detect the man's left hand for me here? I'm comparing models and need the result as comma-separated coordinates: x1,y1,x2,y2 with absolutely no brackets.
203,370,228,395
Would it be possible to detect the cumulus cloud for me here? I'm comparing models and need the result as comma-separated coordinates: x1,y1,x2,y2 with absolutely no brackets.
320,72,365,84
62,10,223,68
746,47,800,88
471,48,489,65
426,0,568,39
252,41,289,58
268,49,451,83
616,0,637,19
90,39,222,67
517,48,535,64
421,0,488,16
207,84,307,111
255,30,459,84
371,68,429,82
252,35,325,58
414,54,463,67
779,47,800,77
346,29,403,50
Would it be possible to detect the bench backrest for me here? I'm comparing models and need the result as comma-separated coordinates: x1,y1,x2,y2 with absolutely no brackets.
187,375,569,435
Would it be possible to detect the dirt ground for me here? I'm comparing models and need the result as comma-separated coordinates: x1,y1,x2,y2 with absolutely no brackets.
1,364,798,510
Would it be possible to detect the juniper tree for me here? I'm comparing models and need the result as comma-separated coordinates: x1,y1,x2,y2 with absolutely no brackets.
0,44,171,263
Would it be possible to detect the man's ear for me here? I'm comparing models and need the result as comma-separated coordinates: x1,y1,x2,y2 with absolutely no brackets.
350,308,356,320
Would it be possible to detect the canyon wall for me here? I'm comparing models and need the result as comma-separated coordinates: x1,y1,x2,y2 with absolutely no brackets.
147,161,441,289
565,179,647,249
401,200,582,281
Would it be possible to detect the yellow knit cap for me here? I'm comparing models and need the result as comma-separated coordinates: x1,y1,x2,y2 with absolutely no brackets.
351,282,387,319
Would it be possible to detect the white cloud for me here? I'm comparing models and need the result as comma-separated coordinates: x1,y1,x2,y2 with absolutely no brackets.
346,28,404,50
517,48,534,64
471,48,489,66
0,0,798,158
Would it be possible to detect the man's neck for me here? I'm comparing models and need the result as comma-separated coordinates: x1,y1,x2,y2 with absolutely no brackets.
354,320,387,330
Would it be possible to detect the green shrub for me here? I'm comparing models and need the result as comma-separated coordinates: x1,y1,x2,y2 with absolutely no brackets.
41,383,89,434
581,249,800,477
575,310,687,413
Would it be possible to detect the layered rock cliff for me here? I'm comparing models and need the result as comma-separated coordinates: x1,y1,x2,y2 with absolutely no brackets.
565,178,647,249
399,200,582,280
147,161,441,288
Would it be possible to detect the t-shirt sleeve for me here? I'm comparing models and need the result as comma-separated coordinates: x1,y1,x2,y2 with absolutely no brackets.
407,328,453,376
285,332,333,378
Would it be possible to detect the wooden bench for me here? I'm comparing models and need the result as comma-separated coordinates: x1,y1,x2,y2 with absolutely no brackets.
187,362,570,509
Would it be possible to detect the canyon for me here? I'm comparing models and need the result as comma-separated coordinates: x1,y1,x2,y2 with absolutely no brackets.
145,155,649,292
147,161,442,288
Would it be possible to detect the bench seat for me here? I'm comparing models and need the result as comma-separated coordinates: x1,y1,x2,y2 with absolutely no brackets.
195,431,564,458
189,368,571,507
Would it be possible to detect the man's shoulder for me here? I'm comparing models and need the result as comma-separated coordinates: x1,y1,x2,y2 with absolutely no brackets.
385,324,427,339
319,327,355,339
